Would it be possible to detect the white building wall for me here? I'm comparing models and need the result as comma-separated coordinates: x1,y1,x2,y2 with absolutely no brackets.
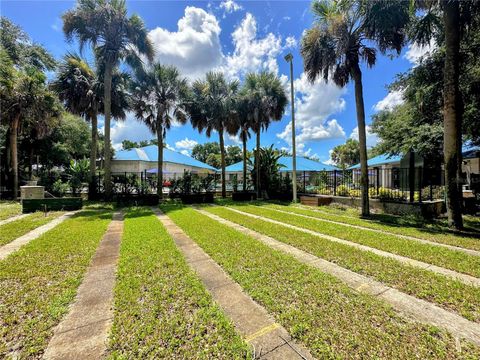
110,160,215,176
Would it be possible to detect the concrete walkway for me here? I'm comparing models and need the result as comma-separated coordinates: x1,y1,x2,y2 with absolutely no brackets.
43,211,124,360
0,212,77,261
272,206,480,257
0,213,29,227
197,208,480,347
221,206,480,288
153,208,313,359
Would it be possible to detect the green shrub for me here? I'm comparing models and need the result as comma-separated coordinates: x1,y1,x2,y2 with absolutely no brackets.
52,179,69,197
336,184,350,196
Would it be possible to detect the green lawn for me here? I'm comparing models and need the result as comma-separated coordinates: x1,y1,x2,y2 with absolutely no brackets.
163,204,480,359
282,203,480,251
0,211,63,246
0,210,111,358
0,201,21,221
228,204,480,278
206,205,480,322
107,208,250,359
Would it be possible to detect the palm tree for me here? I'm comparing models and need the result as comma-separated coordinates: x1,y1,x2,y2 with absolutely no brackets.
63,0,154,198
301,0,409,216
234,96,253,191
188,72,239,198
240,71,288,198
131,63,188,198
51,53,100,196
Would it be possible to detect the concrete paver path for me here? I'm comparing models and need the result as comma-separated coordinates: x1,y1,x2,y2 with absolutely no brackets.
0,213,29,227
197,208,480,347
43,211,124,360
222,206,480,288
273,206,480,257
154,208,314,359
0,212,77,261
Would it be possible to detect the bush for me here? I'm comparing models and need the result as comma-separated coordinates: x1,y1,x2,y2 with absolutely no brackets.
52,179,70,197
336,185,350,197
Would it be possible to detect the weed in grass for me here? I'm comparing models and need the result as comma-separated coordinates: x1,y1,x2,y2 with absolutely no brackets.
231,204,480,278
0,212,63,246
163,204,480,359
206,206,480,322
0,211,111,358
107,207,250,359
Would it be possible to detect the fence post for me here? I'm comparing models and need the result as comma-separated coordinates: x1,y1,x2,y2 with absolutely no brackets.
409,153,415,203
333,170,337,196
376,167,380,196
418,167,423,203
430,179,433,201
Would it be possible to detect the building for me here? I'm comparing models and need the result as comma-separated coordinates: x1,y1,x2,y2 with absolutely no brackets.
225,155,338,183
111,145,217,177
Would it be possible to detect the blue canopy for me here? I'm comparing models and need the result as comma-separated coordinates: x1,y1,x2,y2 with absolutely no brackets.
225,155,338,172
114,145,217,171
348,154,402,169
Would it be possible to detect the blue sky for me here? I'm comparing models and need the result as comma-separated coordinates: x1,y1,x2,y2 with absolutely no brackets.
2,0,428,164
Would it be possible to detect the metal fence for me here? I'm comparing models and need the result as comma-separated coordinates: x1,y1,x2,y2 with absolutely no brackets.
296,167,445,202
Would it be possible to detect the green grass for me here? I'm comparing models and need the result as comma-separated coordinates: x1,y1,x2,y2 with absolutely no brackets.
163,204,480,359
206,206,480,322
0,201,21,221
0,212,63,246
107,208,250,359
0,210,111,358
284,203,480,251
228,204,480,278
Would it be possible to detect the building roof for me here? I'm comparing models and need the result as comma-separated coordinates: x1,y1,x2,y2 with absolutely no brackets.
462,144,480,159
113,145,218,171
225,155,338,173
349,154,402,169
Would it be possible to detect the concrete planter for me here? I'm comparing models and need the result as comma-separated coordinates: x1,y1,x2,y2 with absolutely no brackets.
180,193,214,204
22,198,82,213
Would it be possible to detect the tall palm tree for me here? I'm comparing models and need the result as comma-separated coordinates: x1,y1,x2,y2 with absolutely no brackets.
131,63,188,198
63,0,154,198
301,0,409,216
188,72,239,198
240,71,288,198
51,53,100,196
234,96,253,191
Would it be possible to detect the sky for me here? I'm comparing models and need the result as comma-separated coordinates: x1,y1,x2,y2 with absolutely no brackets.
1,0,432,164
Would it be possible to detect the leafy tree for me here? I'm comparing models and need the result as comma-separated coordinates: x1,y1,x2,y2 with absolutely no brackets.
131,63,188,197
301,0,409,216
248,145,285,197
188,72,239,198
233,96,253,191
191,142,220,163
240,71,287,198
0,17,58,198
226,145,242,166
331,139,360,169
63,0,154,198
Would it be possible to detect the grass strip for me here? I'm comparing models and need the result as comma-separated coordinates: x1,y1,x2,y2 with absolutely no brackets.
230,204,480,278
163,204,480,359
0,210,111,358
0,212,63,246
206,206,480,322
107,208,250,359
0,202,21,221
283,203,480,251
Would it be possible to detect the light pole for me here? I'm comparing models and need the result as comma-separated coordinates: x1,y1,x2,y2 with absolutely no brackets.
284,52,297,202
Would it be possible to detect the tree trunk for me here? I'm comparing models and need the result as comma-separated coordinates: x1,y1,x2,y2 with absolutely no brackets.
443,0,463,229
256,130,261,198
157,119,163,199
351,63,370,217
103,61,113,199
88,111,98,199
242,132,247,191
219,128,226,198
28,144,34,180
9,114,20,200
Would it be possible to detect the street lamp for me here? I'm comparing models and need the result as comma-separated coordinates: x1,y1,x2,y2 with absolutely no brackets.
284,52,297,202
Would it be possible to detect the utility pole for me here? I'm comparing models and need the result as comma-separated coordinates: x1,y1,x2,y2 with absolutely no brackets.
284,52,297,202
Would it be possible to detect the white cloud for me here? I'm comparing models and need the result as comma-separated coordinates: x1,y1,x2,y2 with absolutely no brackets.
175,137,198,150
404,40,436,64
221,13,289,79
277,72,347,150
350,125,379,148
219,0,243,14
324,149,337,166
51,18,62,32
284,36,297,49
283,16,291,21
148,7,223,80
180,149,191,156
166,143,175,151
373,90,404,112
104,113,154,150
227,134,242,145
